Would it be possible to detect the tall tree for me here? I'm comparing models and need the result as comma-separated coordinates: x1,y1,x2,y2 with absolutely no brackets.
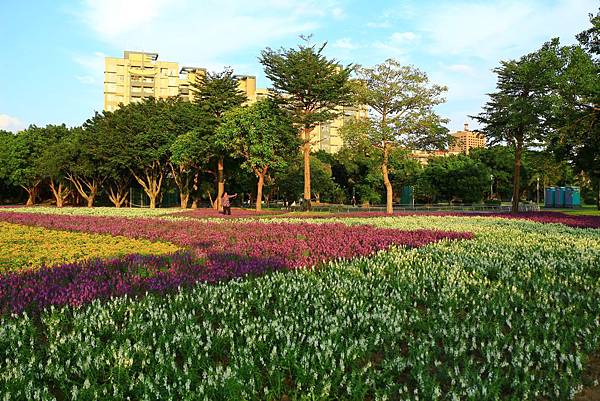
473,40,563,213
5,126,49,205
259,37,355,209
83,111,131,208
111,98,179,209
64,127,107,208
418,154,491,204
166,101,211,208
191,68,246,211
549,12,600,208
37,125,73,208
170,128,214,208
216,99,299,211
342,59,449,214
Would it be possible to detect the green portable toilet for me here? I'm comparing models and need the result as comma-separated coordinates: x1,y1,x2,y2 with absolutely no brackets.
400,186,413,205
572,186,581,208
545,187,555,208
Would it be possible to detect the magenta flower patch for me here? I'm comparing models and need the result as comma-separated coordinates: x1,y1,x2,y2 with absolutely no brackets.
0,212,472,314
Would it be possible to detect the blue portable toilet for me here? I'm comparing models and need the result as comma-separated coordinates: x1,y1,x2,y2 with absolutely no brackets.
545,187,555,208
571,186,581,208
565,187,573,208
555,187,565,208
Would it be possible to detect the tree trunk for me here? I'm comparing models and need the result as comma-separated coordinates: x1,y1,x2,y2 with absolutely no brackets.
170,163,190,209
22,182,40,206
216,158,224,211
382,144,393,215
191,171,200,209
67,174,100,208
511,139,523,214
256,174,264,212
255,165,269,212
132,163,164,209
180,193,189,209
108,182,128,208
303,128,312,211
49,181,69,208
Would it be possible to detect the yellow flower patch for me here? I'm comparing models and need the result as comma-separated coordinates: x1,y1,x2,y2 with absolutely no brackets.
0,222,180,273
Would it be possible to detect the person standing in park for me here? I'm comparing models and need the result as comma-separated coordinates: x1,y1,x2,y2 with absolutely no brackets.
221,192,237,215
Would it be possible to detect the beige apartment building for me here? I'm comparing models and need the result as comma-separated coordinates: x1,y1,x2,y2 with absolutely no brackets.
103,51,365,153
449,123,486,154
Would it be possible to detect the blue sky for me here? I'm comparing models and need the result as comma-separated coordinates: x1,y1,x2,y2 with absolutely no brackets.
0,0,597,133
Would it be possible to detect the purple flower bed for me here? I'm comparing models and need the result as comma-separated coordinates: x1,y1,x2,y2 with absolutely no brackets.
0,212,472,314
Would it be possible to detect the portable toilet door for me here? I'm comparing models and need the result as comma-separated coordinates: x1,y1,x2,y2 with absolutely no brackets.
572,186,581,208
554,187,564,208
565,187,573,208
545,187,556,208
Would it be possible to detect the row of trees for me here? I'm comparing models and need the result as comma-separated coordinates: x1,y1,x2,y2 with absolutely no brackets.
0,12,598,212
475,10,599,211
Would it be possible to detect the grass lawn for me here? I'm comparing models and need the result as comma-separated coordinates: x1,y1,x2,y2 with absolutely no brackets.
543,205,600,216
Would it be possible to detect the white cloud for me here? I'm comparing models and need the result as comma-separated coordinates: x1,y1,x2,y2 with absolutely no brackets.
0,114,25,132
333,38,358,49
73,0,344,77
419,0,598,60
331,7,345,20
390,31,418,43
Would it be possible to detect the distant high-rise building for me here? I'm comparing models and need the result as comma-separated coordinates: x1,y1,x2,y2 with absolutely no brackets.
449,123,485,154
103,51,366,153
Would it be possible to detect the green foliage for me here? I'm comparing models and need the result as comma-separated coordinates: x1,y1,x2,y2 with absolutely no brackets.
5,126,50,191
417,155,491,203
36,125,72,182
191,68,246,120
351,59,449,149
547,15,600,207
276,155,343,203
473,39,565,211
259,37,355,129
216,99,300,175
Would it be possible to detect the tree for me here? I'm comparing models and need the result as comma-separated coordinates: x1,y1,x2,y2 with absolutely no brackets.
166,101,212,208
473,40,564,213
170,127,214,209
110,98,179,209
259,37,355,209
5,126,49,205
276,155,341,206
192,68,246,211
549,12,600,208
418,155,491,204
0,130,16,203
342,59,449,214
470,146,518,200
216,99,299,211
83,111,131,208
37,125,73,208
64,127,107,208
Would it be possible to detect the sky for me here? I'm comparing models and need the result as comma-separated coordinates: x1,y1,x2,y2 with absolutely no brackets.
0,0,597,133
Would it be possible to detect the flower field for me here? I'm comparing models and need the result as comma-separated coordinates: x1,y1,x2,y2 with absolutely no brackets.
1,210,600,400
0,221,179,273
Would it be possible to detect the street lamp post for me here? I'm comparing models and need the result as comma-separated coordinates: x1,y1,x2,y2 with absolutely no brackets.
490,174,494,199
537,176,540,205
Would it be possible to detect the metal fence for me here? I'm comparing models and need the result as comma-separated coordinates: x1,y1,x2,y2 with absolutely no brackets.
285,203,541,214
